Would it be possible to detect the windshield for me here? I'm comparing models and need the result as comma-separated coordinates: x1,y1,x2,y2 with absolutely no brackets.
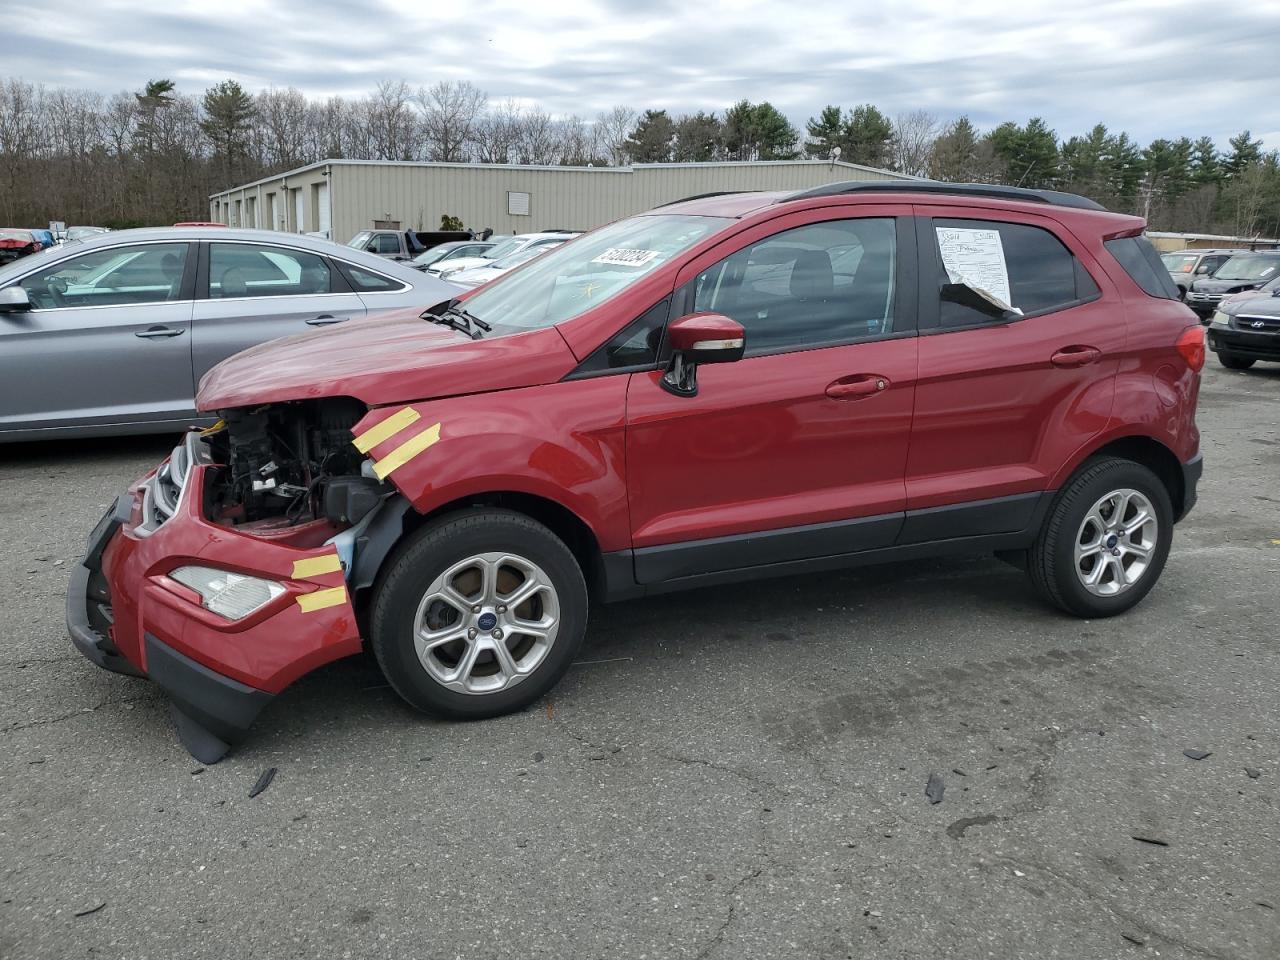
1214,255,1280,282
493,244,561,269
347,231,372,250
461,214,730,330
1162,253,1197,274
412,246,453,266
483,237,527,260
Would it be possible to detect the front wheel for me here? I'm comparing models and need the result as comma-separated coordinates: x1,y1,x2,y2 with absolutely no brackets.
371,508,588,720
1028,458,1173,618
1217,352,1256,370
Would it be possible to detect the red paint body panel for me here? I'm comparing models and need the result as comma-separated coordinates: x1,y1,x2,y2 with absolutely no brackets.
100,465,361,693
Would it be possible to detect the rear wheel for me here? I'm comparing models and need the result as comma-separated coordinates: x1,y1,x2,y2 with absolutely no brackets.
1217,352,1256,370
371,509,588,719
1028,458,1173,618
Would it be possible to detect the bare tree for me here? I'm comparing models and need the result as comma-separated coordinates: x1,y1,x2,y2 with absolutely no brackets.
516,106,559,165
363,80,419,160
595,105,636,166
472,98,522,163
415,80,486,162
258,87,312,169
556,115,603,166
891,109,939,178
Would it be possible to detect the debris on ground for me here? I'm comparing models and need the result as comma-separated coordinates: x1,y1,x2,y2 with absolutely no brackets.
1245,767,1261,779
952,768,967,776
1120,932,1146,945
925,772,945,804
248,767,277,798
532,751,545,762
1183,749,1212,760
190,767,205,776
1131,834,1169,847
74,902,106,917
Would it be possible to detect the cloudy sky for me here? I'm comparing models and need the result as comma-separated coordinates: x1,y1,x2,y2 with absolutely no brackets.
2,0,1275,150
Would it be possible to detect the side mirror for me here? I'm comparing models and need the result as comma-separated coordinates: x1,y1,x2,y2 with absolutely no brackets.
0,286,31,313
661,312,745,397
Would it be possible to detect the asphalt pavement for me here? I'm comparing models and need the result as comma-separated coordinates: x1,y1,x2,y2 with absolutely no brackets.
1,361,1278,959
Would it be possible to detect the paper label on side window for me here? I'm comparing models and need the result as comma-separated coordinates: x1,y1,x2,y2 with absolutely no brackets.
591,248,661,267
935,226,1017,312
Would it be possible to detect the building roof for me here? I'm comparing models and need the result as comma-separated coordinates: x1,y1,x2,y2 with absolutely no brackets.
209,157,913,200
1148,231,1280,244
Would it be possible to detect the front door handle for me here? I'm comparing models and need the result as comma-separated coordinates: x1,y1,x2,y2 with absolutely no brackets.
135,326,185,339
826,375,888,400
1051,345,1102,368
305,314,346,326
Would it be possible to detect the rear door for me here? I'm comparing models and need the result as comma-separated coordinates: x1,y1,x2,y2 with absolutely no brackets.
624,208,918,582
0,241,196,433
190,240,367,381
904,206,1123,537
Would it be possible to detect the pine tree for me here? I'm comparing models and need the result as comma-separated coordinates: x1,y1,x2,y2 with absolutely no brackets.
841,105,893,168
1224,130,1263,178
804,106,844,158
200,80,257,188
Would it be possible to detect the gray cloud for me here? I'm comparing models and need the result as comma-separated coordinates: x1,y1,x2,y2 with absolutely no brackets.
1,0,1275,148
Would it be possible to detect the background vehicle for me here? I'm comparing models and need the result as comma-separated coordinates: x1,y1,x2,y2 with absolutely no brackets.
68,182,1203,761
1207,275,1280,369
428,231,579,278
0,227,460,441
29,228,56,251
410,239,497,272
174,221,227,227
444,241,564,287
347,229,476,261
64,225,108,243
1160,247,1243,300
1185,251,1280,318
0,228,44,264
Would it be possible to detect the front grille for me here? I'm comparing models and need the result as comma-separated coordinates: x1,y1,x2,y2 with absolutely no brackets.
136,432,211,535
1235,314,1280,333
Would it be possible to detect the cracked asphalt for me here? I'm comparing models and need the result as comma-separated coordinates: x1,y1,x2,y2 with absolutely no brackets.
2,361,1279,959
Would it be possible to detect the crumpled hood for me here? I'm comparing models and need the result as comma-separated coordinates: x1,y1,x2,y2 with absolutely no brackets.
197,307,579,410
1193,276,1271,295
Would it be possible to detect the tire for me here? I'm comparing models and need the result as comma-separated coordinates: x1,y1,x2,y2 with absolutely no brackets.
371,508,588,720
1217,352,1256,370
1028,458,1173,618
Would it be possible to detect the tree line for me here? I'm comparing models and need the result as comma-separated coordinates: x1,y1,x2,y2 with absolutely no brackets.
0,75,1276,238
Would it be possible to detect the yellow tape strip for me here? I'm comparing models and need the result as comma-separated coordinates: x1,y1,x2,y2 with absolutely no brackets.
296,586,347,613
291,553,342,579
352,406,420,454
372,422,442,481
199,419,227,436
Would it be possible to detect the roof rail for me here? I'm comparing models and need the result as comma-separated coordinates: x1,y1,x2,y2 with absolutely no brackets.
783,180,1106,211
656,190,751,208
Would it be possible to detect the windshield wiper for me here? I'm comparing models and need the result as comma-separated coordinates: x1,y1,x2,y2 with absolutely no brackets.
421,303,491,340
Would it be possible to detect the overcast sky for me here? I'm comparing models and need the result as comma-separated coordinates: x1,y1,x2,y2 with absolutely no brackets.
2,0,1275,151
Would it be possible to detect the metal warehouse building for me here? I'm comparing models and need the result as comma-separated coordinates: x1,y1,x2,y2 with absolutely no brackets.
207,159,912,243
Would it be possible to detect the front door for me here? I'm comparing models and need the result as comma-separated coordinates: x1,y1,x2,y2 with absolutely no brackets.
625,210,918,583
0,241,196,434
190,241,367,381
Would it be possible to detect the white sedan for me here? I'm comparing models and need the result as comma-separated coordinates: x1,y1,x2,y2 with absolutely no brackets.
447,242,565,288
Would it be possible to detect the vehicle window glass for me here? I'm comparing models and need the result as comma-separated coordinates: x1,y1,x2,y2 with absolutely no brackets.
341,263,405,292
1162,253,1197,274
1211,254,1280,282
18,242,189,309
687,218,897,355
933,219,1100,327
373,234,401,255
575,298,671,374
209,243,331,299
1104,237,1181,299
347,231,371,250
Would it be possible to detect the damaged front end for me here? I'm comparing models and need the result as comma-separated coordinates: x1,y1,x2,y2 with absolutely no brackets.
67,397,411,763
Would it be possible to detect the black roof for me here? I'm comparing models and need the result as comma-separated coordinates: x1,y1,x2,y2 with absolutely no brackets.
784,180,1106,211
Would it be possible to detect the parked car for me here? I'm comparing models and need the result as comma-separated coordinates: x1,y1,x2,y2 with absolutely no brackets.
0,228,44,264
410,239,499,273
1206,274,1280,369
445,241,565,287
0,227,460,442
348,229,475,261
67,181,1203,761
428,231,580,278
174,221,227,228
1185,250,1280,319
29,228,56,251
64,226,109,243
1160,247,1243,300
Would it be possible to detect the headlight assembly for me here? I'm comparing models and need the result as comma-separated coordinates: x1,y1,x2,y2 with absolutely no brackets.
170,566,285,620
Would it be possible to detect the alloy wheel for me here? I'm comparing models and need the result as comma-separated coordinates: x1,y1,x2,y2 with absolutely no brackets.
1074,488,1160,598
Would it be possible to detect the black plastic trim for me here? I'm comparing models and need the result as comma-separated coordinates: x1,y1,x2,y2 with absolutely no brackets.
67,495,144,678
1177,453,1203,523
350,496,414,593
897,492,1047,544
784,180,1105,211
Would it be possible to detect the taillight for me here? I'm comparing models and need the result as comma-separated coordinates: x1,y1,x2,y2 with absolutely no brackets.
1176,325,1206,371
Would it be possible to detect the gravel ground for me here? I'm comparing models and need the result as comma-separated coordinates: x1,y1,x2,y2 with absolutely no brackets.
1,361,1278,960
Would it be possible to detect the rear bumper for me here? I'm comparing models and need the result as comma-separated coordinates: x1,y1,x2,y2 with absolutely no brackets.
1178,452,1203,523
66,454,363,761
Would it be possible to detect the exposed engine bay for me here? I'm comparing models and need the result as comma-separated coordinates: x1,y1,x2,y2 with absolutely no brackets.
204,398,384,528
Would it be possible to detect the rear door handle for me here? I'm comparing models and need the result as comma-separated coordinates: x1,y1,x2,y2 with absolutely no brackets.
1051,345,1102,368
305,314,346,326
135,326,185,339
826,375,889,400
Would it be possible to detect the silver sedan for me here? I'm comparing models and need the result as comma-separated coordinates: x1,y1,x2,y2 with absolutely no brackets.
0,227,461,442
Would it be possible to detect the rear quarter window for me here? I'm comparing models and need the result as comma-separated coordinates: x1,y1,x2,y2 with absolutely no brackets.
1105,237,1180,299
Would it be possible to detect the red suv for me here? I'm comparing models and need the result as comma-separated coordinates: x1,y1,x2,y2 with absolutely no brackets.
68,182,1205,761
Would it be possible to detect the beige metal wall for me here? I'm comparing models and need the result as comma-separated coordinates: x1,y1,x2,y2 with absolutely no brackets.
211,159,909,242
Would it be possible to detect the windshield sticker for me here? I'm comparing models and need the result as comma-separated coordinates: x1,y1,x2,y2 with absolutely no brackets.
935,226,1016,311
591,248,661,267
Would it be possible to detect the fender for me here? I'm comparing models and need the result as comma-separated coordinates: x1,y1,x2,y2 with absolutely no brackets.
349,376,633,553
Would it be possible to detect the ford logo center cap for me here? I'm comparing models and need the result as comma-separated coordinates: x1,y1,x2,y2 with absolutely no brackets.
477,612,498,631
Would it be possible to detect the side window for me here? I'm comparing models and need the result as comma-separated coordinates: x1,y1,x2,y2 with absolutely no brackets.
686,218,897,356
209,243,332,299
340,263,406,293
19,243,189,309
372,234,401,255
931,219,1100,328
574,298,671,375
1103,236,1180,300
